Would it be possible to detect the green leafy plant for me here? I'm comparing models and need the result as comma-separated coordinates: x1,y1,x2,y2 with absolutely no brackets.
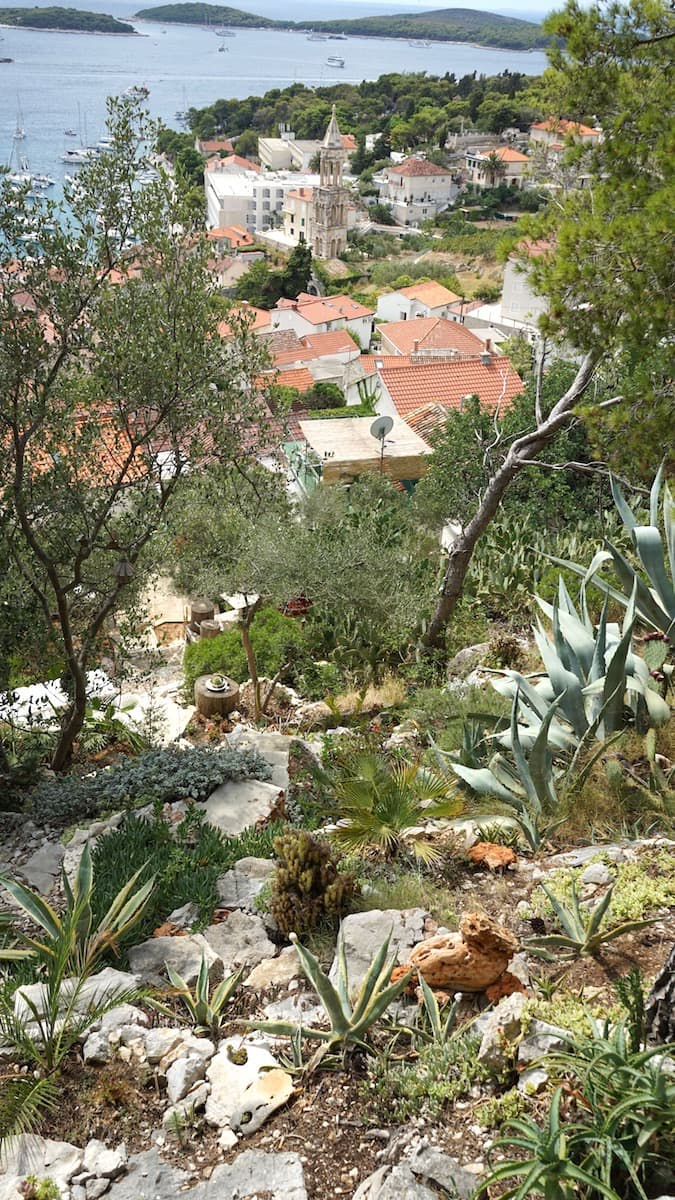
365,1030,487,1124
268,831,357,938
29,744,271,824
411,971,463,1047
525,879,656,959
479,1086,622,1199
0,841,153,976
154,956,243,1035
330,752,463,864
614,967,647,1054
251,928,413,1070
18,1174,61,1199
183,606,308,698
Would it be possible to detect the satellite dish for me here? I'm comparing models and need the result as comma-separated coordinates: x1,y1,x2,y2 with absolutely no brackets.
369,415,394,442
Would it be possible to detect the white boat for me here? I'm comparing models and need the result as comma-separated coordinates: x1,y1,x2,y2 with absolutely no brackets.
61,147,92,164
326,55,345,67
123,84,149,99
214,27,235,36
32,173,55,188
308,33,328,41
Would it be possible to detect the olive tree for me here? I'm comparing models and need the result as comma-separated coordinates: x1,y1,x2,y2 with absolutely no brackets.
0,97,271,769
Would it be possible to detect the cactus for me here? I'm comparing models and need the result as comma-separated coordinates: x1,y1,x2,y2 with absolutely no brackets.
269,831,357,938
642,632,670,674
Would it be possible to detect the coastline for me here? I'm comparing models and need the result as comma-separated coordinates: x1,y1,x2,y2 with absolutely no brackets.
0,21,140,35
133,16,544,54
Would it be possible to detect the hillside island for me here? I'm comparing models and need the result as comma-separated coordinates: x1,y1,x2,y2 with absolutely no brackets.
0,6,136,32
134,3,548,50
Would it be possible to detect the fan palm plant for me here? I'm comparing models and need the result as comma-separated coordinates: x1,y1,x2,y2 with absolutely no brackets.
330,752,463,864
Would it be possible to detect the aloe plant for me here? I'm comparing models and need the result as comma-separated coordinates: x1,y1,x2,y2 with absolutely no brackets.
525,879,656,959
153,956,243,1035
550,465,675,640
251,927,413,1068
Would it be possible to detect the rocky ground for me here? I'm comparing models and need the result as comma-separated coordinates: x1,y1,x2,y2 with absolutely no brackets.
1,726,674,1200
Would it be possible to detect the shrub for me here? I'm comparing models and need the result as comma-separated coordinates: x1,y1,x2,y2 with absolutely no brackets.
30,745,271,825
90,806,287,951
183,606,308,698
269,830,357,937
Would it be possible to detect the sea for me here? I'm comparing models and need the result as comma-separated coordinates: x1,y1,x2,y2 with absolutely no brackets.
0,0,548,198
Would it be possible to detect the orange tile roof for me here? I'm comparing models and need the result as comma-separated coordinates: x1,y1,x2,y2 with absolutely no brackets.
378,317,484,357
272,366,315,393
287,187,314,201
342,133,357,151
514,238,554,259
207,224,255,248
206,153,261,173
359,355,414,373
492,146,529,163
390,157,451,177
198,138,235,155
280,294,374,325
272,329,359,368
217,304,271,337
378,357,524,418
531,118,600,137
404,402,454,441
397,281,460,307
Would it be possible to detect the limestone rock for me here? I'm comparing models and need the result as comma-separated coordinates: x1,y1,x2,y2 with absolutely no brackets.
83,1031,112,1065
409,1145,482,1200
447,642,490,679
203,1151,307,1200
162,1082,210,1129
477,992,526,1071
205,1037,278,1128
216,856,276,911
2,1134,83,1189
166,1054,207,1104
230,1067,294,1134
143,1028,185,1065
16,843,65,895
128,933,220,987
517,1067,549,1095
105,1148,189,1199
199,778,283,837
243,945,302,990
394,912,518,995
330,909,427,994
353,1164,437,1199
517,1018,569,1065
82,1140,127,1179
203,910,276,972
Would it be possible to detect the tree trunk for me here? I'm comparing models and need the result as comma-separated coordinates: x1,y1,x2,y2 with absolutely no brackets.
50,658,88,772
424,352,600,649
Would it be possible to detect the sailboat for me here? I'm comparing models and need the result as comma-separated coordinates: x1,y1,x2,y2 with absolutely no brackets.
14,98,26,140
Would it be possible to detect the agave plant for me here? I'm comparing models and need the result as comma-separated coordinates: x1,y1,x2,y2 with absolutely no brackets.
153,956,243,1035
447,691,566,851
330,752,463,864
550,465,675,640
251,927,413,1070
525,880,656,959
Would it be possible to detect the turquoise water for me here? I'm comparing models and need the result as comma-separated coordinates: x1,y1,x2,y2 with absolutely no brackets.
1,5,547,195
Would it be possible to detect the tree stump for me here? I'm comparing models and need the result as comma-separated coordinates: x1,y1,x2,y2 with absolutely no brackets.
199,620,221,639
194,675,240,718
190,599,215,634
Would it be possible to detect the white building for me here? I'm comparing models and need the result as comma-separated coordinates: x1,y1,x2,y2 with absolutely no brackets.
379,157,458,227
376,281,460,325
205,161,320,233
269,293,374,348
258,134,321,172
464,145,530,190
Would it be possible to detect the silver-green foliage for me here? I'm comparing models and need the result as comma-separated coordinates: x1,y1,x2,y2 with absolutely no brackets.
252,927,412,1064
154,956,243,1035
525,879,656,959
551,466,675,640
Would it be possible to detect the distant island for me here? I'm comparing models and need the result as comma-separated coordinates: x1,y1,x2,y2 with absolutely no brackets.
0,6,136,32
134,4,548,51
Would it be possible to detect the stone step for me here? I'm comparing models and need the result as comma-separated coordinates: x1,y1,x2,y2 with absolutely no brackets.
199,778,283,837
228,728,294,756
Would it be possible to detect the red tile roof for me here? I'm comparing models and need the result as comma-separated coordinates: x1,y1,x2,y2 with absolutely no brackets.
531,118,600,138
378,357,524,418
397,281,460,307
277,294,374,325
342,134,357,151
198,138,235,155
359,355,414,374
217,304,271,337
286,187,314,201
404,402,454,441
206,153,261,173
272,366,315,393
272,329,359,368
390,157,451,177
378,317,484,357
206,225,255,248
491,146,530,163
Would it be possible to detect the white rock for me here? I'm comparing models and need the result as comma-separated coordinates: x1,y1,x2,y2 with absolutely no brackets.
83,1031,112,1065
580,862,614,886
83,1141,127,1179
203,910,277,972
144,1028,185,1065
229,1067,294,1134
216,857,276,911
243,946,302,991
2,1134,83,1189
128,933,220,987
329,908,427,995
161,1082,210,1129
517,1067,549,1095
205,1037,278,1127
477,993,526,1072
166,1054,206,1104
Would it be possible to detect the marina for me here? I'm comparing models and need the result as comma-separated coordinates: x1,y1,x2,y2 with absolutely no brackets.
0,9,547,201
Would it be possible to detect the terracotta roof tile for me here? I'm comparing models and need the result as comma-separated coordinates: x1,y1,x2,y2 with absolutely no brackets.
272,329,359,368
277,294,374,325
404,402,454,441
397,281,460,307
531,118,600,137
389,157,451,177
379,357,524,418
377,317,484,357
271,366,315,392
